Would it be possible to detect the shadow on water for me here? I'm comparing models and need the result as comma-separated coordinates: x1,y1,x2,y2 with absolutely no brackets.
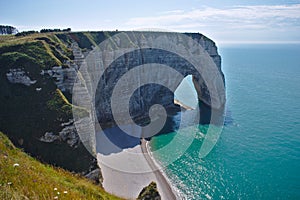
95,111,180,155
224,108,234,126
96,103,229,156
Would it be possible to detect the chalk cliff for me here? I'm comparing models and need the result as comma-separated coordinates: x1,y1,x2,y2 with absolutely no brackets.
88,32,225,128
0,31,225,175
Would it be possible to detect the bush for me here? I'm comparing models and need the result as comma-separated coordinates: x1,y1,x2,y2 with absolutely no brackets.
0,25,18,35
15,30,38,37
40,28,71,33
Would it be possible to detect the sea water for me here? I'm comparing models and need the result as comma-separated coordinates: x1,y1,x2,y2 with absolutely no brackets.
150,44,300,199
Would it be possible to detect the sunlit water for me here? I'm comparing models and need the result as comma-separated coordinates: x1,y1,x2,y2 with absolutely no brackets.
150,44,300,199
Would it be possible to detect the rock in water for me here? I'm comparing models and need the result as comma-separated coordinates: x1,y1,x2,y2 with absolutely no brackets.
137,182,161,200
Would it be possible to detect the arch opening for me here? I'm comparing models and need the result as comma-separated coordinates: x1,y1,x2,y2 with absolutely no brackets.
174,75,198,110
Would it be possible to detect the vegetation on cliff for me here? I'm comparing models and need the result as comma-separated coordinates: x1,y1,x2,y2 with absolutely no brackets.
0,30,124,174
0,25,17,35
0,32,96,173
0,132,122,200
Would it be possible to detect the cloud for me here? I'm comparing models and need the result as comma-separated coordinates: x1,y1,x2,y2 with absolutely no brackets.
126,4,300,29
125,4,300,42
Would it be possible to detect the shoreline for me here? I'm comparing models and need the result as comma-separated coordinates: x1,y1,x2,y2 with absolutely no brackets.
143,139,182,199
96,127,179,200
141,139,180,199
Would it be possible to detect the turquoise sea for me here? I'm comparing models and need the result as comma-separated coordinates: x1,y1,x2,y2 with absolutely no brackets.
150,44,300,199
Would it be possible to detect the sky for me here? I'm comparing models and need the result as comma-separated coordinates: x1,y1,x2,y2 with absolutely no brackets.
1,0,300,44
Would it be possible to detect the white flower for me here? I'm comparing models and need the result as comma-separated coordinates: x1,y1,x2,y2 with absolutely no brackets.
54,196,58,199
63,191,68,194
54,188,57,191
7,182,12,185
13,163,19,167
57,192,60,195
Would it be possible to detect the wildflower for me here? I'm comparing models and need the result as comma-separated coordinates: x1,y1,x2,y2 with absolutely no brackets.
57,192,60,195
13,163,20,167
54,187,57,191
7,182,12,185
63,191,68,194
54,196,58,199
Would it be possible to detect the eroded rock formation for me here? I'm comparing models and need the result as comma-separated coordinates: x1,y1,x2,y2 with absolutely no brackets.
6,68,37,86
85,32,226,127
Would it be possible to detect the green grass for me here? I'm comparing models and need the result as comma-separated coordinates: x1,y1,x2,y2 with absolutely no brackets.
47,89,73,119
68,32,93,50
0,40,58,69
0,51,36,63
0,32,73,69
0,32,97,173
47,89,89,119
0,132,123,200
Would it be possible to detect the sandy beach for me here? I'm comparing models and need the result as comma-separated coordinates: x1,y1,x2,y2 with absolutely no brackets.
141,139,178,200
96,126,178,200
174,99,194,110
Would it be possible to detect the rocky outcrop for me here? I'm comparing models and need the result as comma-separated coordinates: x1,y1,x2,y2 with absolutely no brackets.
84,168,102,184
6,68,37,86
39,132,59,143
59,122,80,147
41,66,77,93
39,120,80,148
137,182,161,200
83,32,226,127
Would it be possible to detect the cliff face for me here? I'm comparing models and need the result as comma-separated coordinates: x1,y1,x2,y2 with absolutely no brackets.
0,31,225,174
87,32,225,128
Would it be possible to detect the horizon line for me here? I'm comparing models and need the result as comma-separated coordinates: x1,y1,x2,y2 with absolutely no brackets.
3,26,300,45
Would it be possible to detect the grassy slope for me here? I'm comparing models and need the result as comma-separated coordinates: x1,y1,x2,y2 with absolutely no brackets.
0,132,123,200
0,33,72,68
0,32,97,172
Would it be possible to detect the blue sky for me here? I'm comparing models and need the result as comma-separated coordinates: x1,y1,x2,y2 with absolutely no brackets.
1,0,300,44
